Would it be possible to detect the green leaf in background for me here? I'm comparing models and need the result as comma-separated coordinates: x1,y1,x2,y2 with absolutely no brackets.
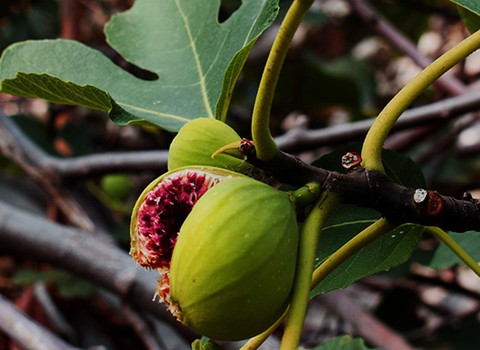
301,54,377,116
0,0,279,131
310,144,425,296
13,268,93,298
302,335,378,350
430,231,480,269
451,0,480,33
376,1,430,43
312,208,423,296
312,142,426,188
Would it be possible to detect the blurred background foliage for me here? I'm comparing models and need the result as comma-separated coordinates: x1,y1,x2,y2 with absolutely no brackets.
1,0,480,349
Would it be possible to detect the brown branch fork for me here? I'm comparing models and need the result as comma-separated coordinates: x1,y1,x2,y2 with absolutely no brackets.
246,149,480,232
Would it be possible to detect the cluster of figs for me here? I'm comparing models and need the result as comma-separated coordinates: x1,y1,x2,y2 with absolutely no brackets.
130,118,300,340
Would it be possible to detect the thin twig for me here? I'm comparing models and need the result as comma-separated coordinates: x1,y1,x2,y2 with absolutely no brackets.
0,200,197,341
275,91,480,152
33,283,77,342
321,290,414,350
0,114,168,180
349,0,466,96
122,305,164,350
0,114,167,230
0,292,84,350
0,114,94,230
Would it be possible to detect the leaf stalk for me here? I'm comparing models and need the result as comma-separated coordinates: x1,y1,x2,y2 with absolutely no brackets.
280,193,340,350
241,217,397,350
361,29,480,173
311,218,397,287
251,0,314,161
427,226,480,278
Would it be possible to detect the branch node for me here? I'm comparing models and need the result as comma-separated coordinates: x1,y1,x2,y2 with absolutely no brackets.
425,191,444,217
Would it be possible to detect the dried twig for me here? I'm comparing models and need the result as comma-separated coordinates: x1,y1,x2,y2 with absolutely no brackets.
348,0,466,96
320,290,414,350
0,200,196,340
275,91,480,152
0,292,85,350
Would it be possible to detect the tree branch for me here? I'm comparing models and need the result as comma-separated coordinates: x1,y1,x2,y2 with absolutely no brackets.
3,88,479,178
0,292,85,350
0,115,168,180
321,290,414,350
0,114,168,230
0,115,95,230
246,150,480,232
275,91,480,153
348,0,467,96
0,200,196,340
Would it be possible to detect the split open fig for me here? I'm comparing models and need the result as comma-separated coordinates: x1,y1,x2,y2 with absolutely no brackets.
130,167,298,340
170,176,298,340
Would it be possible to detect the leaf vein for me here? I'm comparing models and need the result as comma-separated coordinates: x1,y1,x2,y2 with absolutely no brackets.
117,102,190,122
174,0,214,119
243,0,268,46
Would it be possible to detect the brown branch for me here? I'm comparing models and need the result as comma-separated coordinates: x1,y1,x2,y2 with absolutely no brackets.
330,169,480,232
320,290,414,350
348,0,466,96
122,305,164,350
60,0,85,41
275,91,480,153
247,150,480,232
0,115,168,180
0,200,196,340
32,283,77,342
0,114,168,230
3,88,479,180
0,292,84,350
55,151,168,178
0,116,96,231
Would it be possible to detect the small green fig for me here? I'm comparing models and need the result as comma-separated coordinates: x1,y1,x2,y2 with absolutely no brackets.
101,174,134,201
168,118,255,174
169,177,298,341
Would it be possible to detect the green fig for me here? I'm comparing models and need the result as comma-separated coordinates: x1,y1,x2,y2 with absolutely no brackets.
168,118,255,175
130,166,298,340
130,166,241,272
169,177,298,341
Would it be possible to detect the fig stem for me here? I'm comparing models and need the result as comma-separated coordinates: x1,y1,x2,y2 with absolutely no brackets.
289,182,321,208
210,140,242,159
251,0,314,162
311,218,398,288
361,29,480,173
426,226,480,277
280,192,340,350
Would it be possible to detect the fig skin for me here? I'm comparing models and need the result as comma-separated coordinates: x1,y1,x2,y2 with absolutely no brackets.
168,118,255,174
169,176,298,341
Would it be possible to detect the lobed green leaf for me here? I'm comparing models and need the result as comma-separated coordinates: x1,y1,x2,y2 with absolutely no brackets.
0,0,279,131
451,0,480,32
